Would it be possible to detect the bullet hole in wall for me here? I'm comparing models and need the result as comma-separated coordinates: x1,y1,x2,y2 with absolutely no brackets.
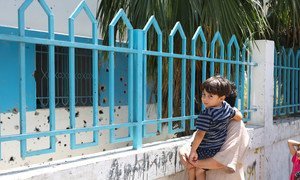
75,111,79,117
34,127,40,132
9,156,15,162
100,86,105,91
12,108,18,114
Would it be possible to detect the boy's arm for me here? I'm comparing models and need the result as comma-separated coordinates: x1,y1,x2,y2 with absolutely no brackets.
288,139,300,156
231,107,243,121
191,130,206,152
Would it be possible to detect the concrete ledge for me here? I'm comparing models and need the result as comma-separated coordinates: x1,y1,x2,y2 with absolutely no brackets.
0,137,189,180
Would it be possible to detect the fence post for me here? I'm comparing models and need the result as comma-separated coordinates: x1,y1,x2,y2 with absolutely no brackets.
133,29,144,149
249,40,275,127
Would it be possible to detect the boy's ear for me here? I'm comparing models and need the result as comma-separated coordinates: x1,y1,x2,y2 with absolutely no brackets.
220,95,226,101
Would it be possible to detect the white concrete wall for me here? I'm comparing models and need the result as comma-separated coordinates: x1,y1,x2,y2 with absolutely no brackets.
0,0,99,37
0,105,174,170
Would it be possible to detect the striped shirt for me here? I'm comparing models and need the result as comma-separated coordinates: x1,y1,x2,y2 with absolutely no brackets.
195,101,236,150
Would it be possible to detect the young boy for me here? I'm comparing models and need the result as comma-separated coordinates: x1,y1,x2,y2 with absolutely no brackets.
189,76,243,180
288,139,300,180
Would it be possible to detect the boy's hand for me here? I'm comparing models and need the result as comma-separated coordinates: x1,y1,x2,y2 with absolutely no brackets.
189,151,198,162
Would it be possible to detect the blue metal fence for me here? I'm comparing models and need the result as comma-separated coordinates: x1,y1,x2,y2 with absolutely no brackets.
274,48,300,117
0,0,256,160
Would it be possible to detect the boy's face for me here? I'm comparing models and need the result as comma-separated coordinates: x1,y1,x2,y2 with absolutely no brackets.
201,89,225,108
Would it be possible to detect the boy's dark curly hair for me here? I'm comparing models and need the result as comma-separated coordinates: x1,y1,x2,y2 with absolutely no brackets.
201,76,232,97
225,81,237,107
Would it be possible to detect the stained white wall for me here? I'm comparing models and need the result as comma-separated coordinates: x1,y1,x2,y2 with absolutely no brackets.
0,105,174,170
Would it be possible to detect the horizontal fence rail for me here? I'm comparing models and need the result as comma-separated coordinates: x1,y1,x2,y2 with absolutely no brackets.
0,0,256,161
274,48,300,117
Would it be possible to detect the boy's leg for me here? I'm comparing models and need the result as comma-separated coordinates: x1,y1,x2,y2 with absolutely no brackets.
195,168,205,180
188,167,196,180
190,157,225,169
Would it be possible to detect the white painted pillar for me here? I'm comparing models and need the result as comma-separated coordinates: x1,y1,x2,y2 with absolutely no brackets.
249,40,275,127
250,40,275,180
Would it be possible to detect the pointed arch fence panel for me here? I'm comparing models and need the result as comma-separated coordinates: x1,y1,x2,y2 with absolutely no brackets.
273,48,300,117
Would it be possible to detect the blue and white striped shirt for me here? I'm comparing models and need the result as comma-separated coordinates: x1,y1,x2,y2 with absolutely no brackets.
195,101,236,150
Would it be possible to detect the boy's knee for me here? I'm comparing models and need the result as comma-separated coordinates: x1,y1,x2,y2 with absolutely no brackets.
186,164,195,171
195,168,205,174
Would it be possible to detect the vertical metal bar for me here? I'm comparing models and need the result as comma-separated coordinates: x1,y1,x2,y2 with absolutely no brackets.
283,49,287,115
191,37,196,130
18,0,33,159
240,47,246,115
92,21,99,144
201,36,207,112
168,36,173,132
289,51,295,113
219,45,224,76
287,50,291,114
128,28,133,138
157,33,162,133
133,30,144,149
273,50,277,115
48,7,56,151
247,49,252,121
210,45,215,76
68,18,76,148
278,51,282,114
109,25,115,143
142,30,147,136
181,38,186,130
234,47,240,107
227,47,232,80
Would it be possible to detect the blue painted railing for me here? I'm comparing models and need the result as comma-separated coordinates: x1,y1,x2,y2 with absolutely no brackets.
0,0,256,160
274,48,300,116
